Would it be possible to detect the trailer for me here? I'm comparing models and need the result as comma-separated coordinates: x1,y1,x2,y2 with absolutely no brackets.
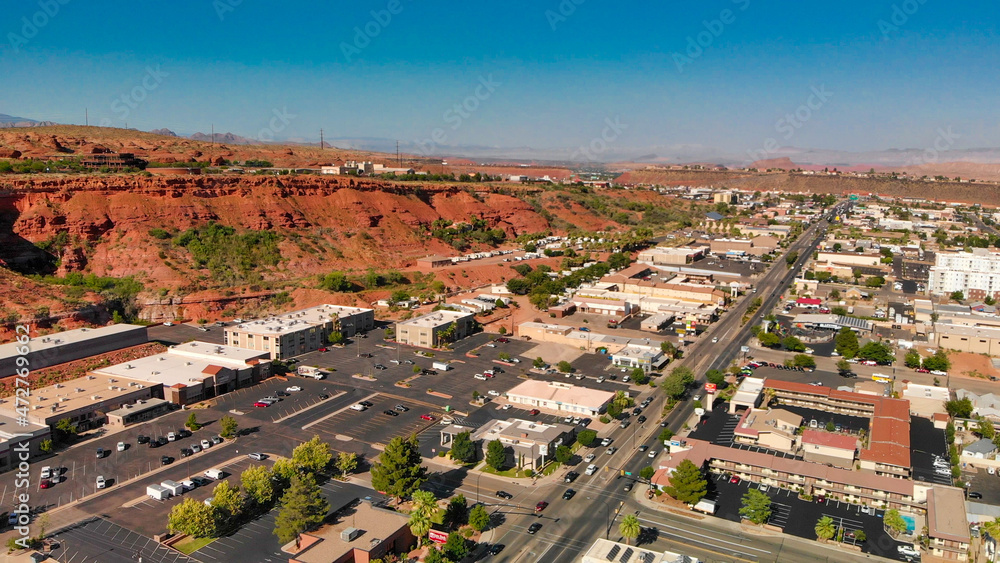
147,484,171,501
692,499,717,514
160,480,185,497
432,361,451,371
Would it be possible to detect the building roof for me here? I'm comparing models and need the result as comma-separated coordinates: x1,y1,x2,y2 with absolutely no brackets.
705,212,724,221
471,418,574,444
801,429,857,451
93,342,265,388
168,341,270,364
796,297,822,305
792,313,873,331
0,324,146,361
397,310,473,328
581,538,699,563
229,304,372,335
963,437,997,455
926,486,972,543
506,380,615,410
0,373,152,421
291,502,410,563
106,397,171,418
734,408,801,439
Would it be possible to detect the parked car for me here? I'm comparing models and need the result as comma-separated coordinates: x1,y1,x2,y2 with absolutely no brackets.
248,453,266,461
420,414,436,421
190,444,201,453
96,448,105,458
160,456,173,465
39,479,52,489
529,409,540,416
96,476,106,489
383,410,399,417
394,404,409,412
969,492,983,499
180,448,193,458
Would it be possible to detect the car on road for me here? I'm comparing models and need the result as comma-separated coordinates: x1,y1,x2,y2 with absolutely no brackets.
648,450,657,458
969,492,983,499
601,437,613,447
420,414,436,421
632,407,642,416
565,471,578,483
96,476,106,489
584,453,596,463
562,489,576,500
712,337,719,343
489,544,505,556
535,501,548,512
606,447,617,455
637,415,647,424
638,445,648,452
527,523,542,534
248,453,266,461
495,490,513,499
585,464,599,475
623,482,633,492
383,410,399,417
620,420,630,429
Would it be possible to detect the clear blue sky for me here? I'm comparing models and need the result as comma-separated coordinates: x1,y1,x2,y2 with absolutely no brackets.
2,0,998,156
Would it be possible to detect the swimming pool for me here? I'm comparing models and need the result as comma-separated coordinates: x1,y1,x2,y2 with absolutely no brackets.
902,515,916,534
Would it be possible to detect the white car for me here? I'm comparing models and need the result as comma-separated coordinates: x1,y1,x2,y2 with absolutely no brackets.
95,475,106,489
564,416,573,423
286,386,302,392
510,358,521,363
584,453,596,463
596,376,605,383
485,343,496,348
501,404,512,410
711,337,719,343
474,374,487,380
487,390,500,397
897,545,920,557
180,479,196,491
201,439,211,449
40,466,51,480
191,444,201,453
163,322,173,326
117,442,126,452
648,450,657,458
167,432,177,441
585,464,599,475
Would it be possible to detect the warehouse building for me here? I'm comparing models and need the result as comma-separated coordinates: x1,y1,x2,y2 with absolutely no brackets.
0,324,148,378
224,304,374,359
0,414,50,472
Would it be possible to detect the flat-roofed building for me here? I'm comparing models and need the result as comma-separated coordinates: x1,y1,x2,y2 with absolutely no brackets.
569,296,632,316
225,305,374,359
637,246,708,266
471,418,575,471
505,380,614,416
801,429,857,468
926,486,971,560
0,414,49,472
935,323,1000,355
792,313,873,333
106,398,173,428
93,341,271,405
0,324,148,378
288,501,414,563
395,310,475,348
728,376,765,413
0,374,157,430
581,538,700,563
415,255,454,271
733,408,801,453
640,313,674,332
610,345,666,373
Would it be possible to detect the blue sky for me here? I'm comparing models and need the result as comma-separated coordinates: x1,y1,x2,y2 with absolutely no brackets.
2,0,998,157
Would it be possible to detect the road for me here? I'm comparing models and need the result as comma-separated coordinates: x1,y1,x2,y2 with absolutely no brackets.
490,213,837,562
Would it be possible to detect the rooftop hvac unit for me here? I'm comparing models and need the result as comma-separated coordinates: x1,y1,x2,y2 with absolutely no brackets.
60,398,67,402
42,337,49,343
151,371,160,375
90,395,100,400
54,339,62,344
138,385,144,389
159,357,166,361
54,384,62,388
75,388,84,393
87,376,95,380
340,527,362,541
186,362,192,366
109,378,117,383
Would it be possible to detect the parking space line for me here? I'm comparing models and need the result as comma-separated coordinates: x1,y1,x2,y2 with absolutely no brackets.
303,392,380,430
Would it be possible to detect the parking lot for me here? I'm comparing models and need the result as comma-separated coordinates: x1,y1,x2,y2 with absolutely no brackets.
49,517,200,563
910,417,952,486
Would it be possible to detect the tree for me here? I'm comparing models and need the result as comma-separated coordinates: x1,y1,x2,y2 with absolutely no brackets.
832,327,859,359
632,368,649,385
449,431,476,464
904,349,922,369
442,532,470,561
981,517,1000,544
424,547,446,563
54,418,77,440
661,376,686,400
555,445,573,464
977,416,996,440
829,288,840,299
857,341,894,364
292,436,333,474
468,503,490,532
408,509,432,548
640,466,655,480
706,369,726,387
39,439,53,454
884,509,908,536
185,412,200,431
660,340,677,359
328,331,345,345
658,428,675,443
273,473,330,544
815,516,836,540
922,350,951,372
950,290,965,302
444,494,468,529
241,465,276,507
370,435,428,503
408,490,437,546
210,480,244,525
670,365,695,387
739,489,772,525
557,360,573,373
271,458,301,491
619,514,641,545
390,289,410,305
759,332,781,348
785,250,799,266
865,276,885,288
792,354,816,369
485,439,507,470
168,498,217,538
945,397,974,418
362,269,383,289
576,429,597,447
836,359,851,374
663,459,707,504
608,252,631,270
219,415,239,439
533,357,546,368
336,452,358,478
832,243,842,252
319,271,353,292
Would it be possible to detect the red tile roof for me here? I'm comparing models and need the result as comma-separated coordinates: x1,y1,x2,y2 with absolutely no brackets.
801,429,857,451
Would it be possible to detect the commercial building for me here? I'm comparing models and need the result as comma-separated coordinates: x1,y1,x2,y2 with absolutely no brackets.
505,380,615,417
0,414,50,472
516,322,665,355
81,153,146,169
415,255,454,271
288,501,414,563
926,486,972,561
815,252,882,267
610,345,667,373
791,313,873,333
395,310,475,348
732,408,801,454
106,398,173,428
636,246,708,266
0,373,158,430
569,296,632,316
640,313,674,332
225,305,375,359
581,538,700,563
471,418,575,471
929,249,1000,300
0,324,148,378
93,341,271,405
935,323,1000,355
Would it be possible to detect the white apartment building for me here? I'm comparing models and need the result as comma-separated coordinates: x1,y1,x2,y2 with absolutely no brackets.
928,249,1000,300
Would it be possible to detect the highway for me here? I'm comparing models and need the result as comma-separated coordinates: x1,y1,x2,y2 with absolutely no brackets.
490,210,841,563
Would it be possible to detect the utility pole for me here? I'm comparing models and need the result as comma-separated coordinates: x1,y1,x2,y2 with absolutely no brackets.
396,140,400,167
85,108,88,126
320,128,324,150
211,124,215,146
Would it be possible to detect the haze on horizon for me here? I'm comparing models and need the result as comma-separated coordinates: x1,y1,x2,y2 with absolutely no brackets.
2,0,998,161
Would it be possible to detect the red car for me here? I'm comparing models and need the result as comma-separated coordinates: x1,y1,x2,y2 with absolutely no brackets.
420,414,435,421
39,479,52,489
253,401,271,408
729,475,740,484
529,409,540,416
496,338,510,343
535,501,548,512
916,368,930,373
318,347,328,352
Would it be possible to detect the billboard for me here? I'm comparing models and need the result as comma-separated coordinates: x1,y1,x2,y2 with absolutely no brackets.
428,530,448,544
705,383,717,393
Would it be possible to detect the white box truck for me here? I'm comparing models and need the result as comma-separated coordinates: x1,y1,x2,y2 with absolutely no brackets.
432,361,451,371
161,480,185,497
692,499,717,514
147,484,171,501
297,366,326,380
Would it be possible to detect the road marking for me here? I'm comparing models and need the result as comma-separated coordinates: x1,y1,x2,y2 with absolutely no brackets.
302,392,379,430
636,515,773,555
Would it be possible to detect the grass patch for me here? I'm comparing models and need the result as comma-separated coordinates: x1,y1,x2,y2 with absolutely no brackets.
481,465,531,478
173,536,216,555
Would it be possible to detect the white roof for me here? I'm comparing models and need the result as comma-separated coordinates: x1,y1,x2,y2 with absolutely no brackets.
506,380,615,410
397,310,472,328
230,304,372,335
94,342,263,387
0,324,145,360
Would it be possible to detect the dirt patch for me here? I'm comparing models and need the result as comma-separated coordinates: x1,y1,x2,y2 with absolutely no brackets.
949,352,1000,380
522,342,586,364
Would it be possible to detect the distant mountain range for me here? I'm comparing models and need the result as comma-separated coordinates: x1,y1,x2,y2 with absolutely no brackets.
0,113,57,128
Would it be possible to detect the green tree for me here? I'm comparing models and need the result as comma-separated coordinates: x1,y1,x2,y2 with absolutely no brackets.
320,271,353,292
706,369,726,387
792,354,816,369
362,269,383,289
444,494,468,530
815,516,836,540
619,514,641,545
555,445,573,464
449,431,476,464
904,349,922,369
661,376,686,400
836,359,851,374
442,531,469,560
576,429,598,447
210,480,244,525
408,490,437,546
274,473,330,544
829,288,840,299
292,436,333,474
54,418,77,440
759,332,781,348
370,435,428,503
857,341,894,364
658,428,675,443
865,276,885,288
423,547,446,563
660,340,677,359
922,350,951,372
640,466,655,480
782,336,806,352
271,458,301,491
557,360,573,373
834,327,859,358
328,331,345,345
39,439,53,454
336,452,358,478
670,365,695,387
390,289,411,305
977,417,996,440
485,439,507,470
241,465,276,508
950,290,965,302
945,397,974,418
168,498,217,538
469,503,490,532
185,412,200,431
219,415,239,439
884,509,908,536
663,459,707,504
533,357,546,368
739,489,772,525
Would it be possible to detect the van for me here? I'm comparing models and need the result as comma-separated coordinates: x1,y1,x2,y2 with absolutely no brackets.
204,469,224,480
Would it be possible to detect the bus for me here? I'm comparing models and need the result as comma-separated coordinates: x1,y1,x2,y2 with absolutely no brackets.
872,373,892,383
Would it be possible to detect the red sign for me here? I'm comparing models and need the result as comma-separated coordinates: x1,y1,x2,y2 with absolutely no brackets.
705,383,717,393
428,530,448,544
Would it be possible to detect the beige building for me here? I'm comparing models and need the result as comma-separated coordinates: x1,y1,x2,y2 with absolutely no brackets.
0,373,157,430
395,310,475,348
935,323,1000,355
733,408,801,453
225,304,375,360
471,418,576,471
815,251,883,267
801,429,857,468
636,246,708,265
288,501,414,563
505,380,615,416
926,486,971,560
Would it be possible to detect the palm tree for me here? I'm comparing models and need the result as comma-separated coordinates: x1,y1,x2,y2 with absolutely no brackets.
408,511,431,547
619,514,641,545
815,516,836,541
981,517,1000,541
408,490,437,546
